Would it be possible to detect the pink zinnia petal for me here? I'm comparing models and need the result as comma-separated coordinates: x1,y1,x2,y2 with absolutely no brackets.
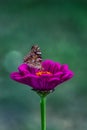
42,60,61,74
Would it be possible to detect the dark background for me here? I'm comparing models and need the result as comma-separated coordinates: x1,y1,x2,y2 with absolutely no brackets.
0,0,87,130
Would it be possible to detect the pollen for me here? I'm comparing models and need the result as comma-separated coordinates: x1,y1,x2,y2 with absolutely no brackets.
36,71,52,76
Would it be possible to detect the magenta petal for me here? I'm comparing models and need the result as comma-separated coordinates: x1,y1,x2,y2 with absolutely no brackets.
11,72,22,79
48,78,60,90
61,71,74,82
60,64,69,71
54,72,63,78
61,73,70,80
42,60,61,73
18,64,30,74
10,72,37,87
30,77,48,90
18,64,36,75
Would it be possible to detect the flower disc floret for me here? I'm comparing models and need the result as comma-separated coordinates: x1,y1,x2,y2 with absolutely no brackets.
36,71,52,76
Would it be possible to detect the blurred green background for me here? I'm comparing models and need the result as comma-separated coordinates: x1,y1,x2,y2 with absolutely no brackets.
0,0,87,130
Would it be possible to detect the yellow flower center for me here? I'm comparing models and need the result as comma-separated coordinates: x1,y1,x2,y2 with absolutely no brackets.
36,71,52,76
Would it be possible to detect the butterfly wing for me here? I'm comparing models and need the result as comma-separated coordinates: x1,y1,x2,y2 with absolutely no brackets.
24,45,42,69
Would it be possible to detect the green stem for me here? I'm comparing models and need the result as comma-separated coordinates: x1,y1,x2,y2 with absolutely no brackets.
40,95,46,130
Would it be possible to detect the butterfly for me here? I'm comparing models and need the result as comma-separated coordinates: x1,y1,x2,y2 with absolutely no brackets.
24,45,42,69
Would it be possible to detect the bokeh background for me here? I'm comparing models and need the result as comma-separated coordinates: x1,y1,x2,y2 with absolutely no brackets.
0,0,87,130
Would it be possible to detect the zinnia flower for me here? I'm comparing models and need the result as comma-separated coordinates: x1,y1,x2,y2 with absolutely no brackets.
10,45,74,130
10,59,74,92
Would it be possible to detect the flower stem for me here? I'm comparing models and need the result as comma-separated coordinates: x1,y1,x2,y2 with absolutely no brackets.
40,95,46,130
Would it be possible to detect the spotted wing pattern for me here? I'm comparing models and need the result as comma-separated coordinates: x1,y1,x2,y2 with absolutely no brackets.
24,45,42,69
